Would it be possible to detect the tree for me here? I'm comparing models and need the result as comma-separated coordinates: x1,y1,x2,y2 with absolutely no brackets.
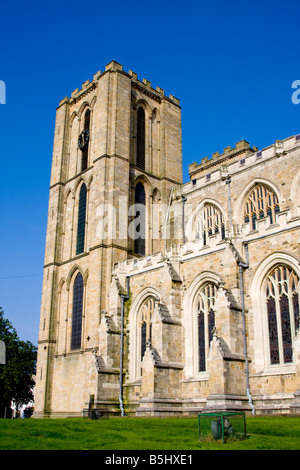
0,307,37,416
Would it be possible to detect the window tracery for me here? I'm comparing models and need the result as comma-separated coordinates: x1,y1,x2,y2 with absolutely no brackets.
71,272,84,350
244,185,280,230
196,283,217,371
195,204,225,244
76,183,87,255
139,297,155,363
136,107,145,170
265,265,299,365
134,182,146,256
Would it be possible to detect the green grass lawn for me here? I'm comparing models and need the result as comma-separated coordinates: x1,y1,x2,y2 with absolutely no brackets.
0,415,299,450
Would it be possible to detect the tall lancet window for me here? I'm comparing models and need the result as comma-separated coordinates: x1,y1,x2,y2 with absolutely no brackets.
71,272,84,350
196,283,217,371
136,107,145,170
134,182,146,256
140,297,155,365
78,108,90,172
76,183,87,255
265,265,299,365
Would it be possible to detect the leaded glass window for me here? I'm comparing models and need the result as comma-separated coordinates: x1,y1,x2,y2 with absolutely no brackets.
71,272,84,350
265,265,299,365
76,183,87,255
195,204,225,244
139,297,155,364
136,107,145,170
134,182,146,256
244,185,280,230
196,283,217,371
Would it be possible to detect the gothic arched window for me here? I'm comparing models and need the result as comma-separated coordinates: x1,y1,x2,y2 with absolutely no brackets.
244,184,280,230
136,107,145,170
195,204,225,245
134,182,146,256
80,109,90,172
196,283,217,371
139,297,155,364
76,183,87,255
265,265,299,365
71,272,84,350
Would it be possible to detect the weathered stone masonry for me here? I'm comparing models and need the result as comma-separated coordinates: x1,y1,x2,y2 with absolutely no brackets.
34,61,300,417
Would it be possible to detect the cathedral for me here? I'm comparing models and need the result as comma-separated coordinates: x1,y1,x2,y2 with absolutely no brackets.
34,60,300,417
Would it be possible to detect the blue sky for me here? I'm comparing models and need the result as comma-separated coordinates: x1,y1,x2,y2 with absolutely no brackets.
0,0,299,345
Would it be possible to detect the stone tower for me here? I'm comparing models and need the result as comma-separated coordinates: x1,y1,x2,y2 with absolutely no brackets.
34,61,182,417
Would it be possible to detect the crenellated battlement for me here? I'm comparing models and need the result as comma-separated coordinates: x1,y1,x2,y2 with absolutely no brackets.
188,139,259,179
105,60,180,106
58,60,180,108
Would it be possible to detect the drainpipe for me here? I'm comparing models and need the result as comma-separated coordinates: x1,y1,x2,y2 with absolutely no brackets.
181,195,187,244
119,276,130,417
238,243,255,415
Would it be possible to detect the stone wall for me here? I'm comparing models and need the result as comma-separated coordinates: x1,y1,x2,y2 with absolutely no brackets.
34,61,300,418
